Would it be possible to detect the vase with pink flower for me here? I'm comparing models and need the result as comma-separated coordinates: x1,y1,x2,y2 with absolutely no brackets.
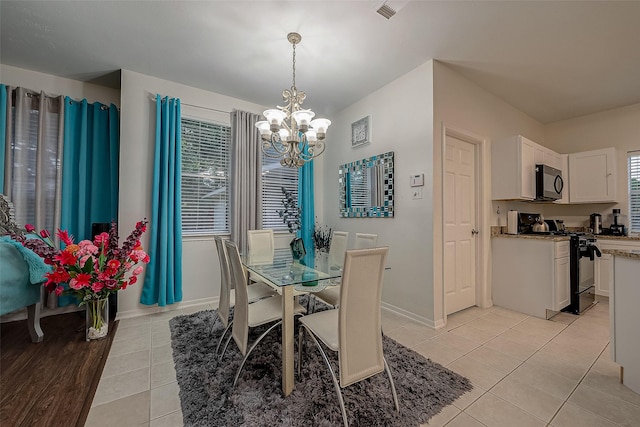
14,220,150,341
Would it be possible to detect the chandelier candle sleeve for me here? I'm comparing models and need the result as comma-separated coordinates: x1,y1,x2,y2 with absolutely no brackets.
255,32,331,168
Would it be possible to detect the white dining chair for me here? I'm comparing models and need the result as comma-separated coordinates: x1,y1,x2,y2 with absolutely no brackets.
297,247,399,426
220,239,306,386
247,229,275,263
312,231,349,309
212,236,276,355
354,233,378,249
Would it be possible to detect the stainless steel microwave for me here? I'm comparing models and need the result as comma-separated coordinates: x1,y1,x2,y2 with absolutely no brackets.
535,164,563,201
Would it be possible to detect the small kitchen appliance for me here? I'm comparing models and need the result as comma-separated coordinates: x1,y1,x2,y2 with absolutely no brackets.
608,208,627,236
590,213,602,235
535,164,563,201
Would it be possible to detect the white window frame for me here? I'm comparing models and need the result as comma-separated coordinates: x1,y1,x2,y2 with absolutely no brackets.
629,150,640,234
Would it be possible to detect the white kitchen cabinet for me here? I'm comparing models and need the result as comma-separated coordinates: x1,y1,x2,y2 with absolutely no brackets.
492,237,570,318
595,253,613,297
492,135,536,200
569,148,617,203
595,238,640,297
555,255,571,310
492,135,565,201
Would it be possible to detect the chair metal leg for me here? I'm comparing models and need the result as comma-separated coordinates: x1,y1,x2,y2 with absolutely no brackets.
383,356,400,412
301,325,349,427
215,321,233,355
233,320,283,387
209,315,219,335
219,331,234,361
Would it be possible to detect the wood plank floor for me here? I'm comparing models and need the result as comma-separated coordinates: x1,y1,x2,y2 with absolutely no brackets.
0,312,117,427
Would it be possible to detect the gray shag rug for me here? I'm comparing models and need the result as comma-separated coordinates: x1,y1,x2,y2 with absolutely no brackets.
169,299,472,427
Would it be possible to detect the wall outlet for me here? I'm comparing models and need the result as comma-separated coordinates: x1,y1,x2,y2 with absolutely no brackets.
412,187,423,199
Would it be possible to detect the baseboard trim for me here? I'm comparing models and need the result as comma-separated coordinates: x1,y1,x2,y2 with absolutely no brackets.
116,296,219,320
381,301,438,329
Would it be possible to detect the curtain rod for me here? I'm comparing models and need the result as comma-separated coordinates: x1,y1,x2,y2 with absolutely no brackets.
150,96,230,114
24,90,117,110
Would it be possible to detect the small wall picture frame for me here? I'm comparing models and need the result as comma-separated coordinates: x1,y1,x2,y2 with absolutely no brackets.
351,116,370,148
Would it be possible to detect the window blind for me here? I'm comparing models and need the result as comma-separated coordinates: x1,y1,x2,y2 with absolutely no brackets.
261,150,299,231
181,117,230,235
629,151,640,233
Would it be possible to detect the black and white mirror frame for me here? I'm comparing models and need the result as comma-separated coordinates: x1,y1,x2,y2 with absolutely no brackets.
338,151,394,218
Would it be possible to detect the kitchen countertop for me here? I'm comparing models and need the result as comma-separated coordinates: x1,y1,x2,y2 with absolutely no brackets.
595,235,640,241
602,249,640,260
491,233,570,242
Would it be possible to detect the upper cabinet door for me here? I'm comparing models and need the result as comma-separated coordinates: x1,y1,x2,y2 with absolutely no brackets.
568,148,617,203
492,135,537,200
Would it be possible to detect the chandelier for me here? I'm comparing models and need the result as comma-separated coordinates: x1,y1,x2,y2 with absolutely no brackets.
255,32,331,168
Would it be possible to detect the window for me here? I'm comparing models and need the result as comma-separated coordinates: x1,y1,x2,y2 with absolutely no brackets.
181,117,230,235
7,91,61,232
629,151,640,233
261,150,299,231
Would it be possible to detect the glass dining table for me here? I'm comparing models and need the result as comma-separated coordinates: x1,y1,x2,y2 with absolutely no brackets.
241,249,341,397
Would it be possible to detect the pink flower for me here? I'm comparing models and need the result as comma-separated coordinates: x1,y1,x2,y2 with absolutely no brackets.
78,255,91,267
98,272,111,281
107,259,121,270
91,282,105,293
94,232,109,245
55,286,64,296
40,229,50,238
69,278,84,290
25,224,36,233
133,266,144,276
129,276,138,285
54,250,77,266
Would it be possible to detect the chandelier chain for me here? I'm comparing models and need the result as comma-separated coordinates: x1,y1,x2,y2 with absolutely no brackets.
292,42,296,89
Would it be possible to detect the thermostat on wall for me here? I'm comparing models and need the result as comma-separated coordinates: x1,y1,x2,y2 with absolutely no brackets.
410,174,424,187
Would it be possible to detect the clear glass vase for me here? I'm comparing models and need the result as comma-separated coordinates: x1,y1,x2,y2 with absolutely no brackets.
86,298,109,341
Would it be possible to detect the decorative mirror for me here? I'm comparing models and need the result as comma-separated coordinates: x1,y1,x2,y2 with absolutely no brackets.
338,151,394,218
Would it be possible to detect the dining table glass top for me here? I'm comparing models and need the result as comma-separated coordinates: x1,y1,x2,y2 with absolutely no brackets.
241,249,341,288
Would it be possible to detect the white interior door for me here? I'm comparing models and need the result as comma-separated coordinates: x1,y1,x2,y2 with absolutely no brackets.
444,135,477,315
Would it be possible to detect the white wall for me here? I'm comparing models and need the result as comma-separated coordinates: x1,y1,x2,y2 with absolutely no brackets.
323,61,435,325
432,61,546,326
0,64,120,106
118,69,274,318
543,103,640,229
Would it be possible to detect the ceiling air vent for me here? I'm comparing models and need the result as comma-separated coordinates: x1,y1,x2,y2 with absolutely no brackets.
376,2,396,20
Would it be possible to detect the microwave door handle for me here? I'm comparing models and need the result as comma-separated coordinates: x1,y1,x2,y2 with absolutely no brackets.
594,246,602,258
554,175,564,194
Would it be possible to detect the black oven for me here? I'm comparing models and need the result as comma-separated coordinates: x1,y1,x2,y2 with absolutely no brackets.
564,234,601,314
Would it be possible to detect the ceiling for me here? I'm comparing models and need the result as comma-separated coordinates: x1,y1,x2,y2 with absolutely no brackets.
2,1,639,124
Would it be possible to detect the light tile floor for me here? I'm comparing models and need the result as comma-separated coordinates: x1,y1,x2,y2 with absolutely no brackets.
85,300,640,427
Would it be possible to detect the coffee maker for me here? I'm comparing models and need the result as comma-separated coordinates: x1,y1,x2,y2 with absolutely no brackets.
609,208,627,236
590,213,602,235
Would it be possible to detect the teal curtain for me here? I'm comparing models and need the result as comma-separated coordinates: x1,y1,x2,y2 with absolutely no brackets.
61,98,120,240
140,95,183,306
0,84,7,193
298,154,315,265
60,97,119,306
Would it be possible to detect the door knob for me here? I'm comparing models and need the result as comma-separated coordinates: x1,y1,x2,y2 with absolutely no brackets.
471,229,479,235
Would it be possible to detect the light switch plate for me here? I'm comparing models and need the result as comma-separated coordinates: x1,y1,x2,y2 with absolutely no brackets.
412,187,423,199
410,174,424,187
